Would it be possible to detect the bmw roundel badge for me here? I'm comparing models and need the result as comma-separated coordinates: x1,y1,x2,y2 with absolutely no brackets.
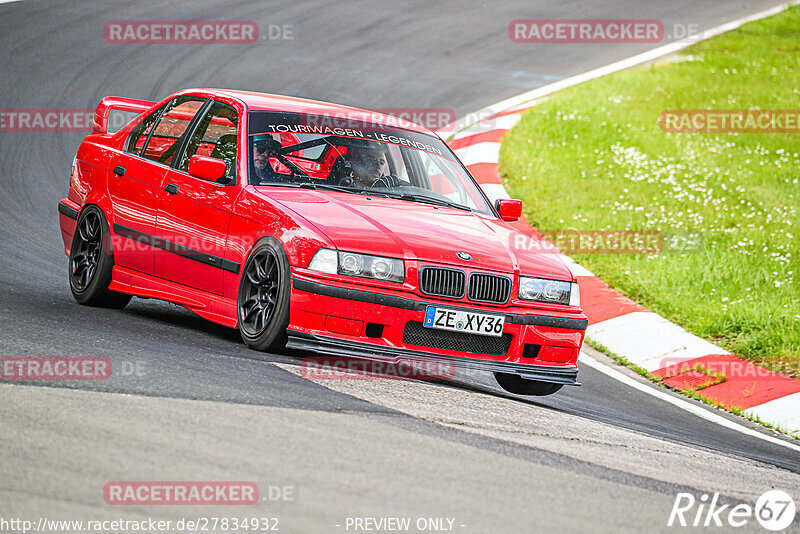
457,252,472,261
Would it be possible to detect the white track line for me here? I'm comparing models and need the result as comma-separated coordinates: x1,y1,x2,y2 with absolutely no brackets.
581,353,800,453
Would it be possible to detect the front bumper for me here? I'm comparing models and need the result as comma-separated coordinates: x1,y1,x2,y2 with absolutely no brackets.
286,331,580,385
288,273,587,386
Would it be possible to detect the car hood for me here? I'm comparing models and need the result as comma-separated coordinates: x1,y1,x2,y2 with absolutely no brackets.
257,189,573,280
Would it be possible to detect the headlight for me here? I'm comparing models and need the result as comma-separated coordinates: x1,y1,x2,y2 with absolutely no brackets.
519,277,579,306
308,249,404,283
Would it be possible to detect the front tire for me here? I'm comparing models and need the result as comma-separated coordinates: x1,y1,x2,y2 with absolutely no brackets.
68,205,131,309
494,372,564,396
237,238,291,352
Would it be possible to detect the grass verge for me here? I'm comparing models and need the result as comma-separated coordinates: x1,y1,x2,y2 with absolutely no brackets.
499,7,800,377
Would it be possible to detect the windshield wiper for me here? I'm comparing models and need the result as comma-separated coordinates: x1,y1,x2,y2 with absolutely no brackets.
392,193,471,212
297,182,361,194
263,182,469,211
266,181,394,198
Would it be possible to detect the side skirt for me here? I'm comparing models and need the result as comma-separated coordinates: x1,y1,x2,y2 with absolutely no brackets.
110,266,239,328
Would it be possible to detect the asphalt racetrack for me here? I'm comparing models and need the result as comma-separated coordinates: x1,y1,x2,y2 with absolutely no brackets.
1,1,798,532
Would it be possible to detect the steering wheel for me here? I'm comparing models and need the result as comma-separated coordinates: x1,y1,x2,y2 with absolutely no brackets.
369,174,400,189
328,156,356,186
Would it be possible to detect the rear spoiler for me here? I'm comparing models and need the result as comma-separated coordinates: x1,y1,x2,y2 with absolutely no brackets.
92,96,155,134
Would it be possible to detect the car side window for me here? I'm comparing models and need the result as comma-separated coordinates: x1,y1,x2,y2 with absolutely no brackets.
141,97,206,165
178,101,238,182
125,105,165,155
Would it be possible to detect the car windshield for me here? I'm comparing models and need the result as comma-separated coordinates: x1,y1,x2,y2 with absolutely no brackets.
247,111,494,215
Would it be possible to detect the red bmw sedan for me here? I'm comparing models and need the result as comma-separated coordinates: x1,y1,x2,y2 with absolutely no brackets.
58,89,587,396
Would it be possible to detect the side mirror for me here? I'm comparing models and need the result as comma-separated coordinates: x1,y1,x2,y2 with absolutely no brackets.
495,199,523,222
188,155,227,183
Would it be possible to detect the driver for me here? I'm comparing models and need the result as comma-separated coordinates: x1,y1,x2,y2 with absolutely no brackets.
252,134,275,183
346,145,388,188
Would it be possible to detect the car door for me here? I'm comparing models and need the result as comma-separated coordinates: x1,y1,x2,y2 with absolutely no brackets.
108,96,206,275
153,100,240,296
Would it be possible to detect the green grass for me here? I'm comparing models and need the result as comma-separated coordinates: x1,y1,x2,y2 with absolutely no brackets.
500,7,800,378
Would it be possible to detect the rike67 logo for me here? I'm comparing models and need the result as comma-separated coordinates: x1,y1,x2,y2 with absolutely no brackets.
668,490,796,531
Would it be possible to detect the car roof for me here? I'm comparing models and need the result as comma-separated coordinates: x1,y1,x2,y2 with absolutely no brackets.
185,88,435,135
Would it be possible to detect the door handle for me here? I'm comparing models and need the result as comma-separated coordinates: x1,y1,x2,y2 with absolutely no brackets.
165,183,179,195
113,165,126,176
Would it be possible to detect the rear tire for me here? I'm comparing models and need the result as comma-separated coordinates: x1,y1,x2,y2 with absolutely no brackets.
68,205,131,309
237,238,291,353
494,372,563,396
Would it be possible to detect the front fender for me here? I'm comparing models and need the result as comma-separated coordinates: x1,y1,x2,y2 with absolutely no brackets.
223,189,335,300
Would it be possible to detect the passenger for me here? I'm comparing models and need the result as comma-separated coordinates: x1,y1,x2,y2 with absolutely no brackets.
252,134,275,183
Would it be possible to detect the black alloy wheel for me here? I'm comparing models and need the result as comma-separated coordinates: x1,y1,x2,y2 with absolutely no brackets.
238,239,291,352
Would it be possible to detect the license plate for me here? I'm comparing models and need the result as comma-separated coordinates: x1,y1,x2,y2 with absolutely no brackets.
423,306,505,337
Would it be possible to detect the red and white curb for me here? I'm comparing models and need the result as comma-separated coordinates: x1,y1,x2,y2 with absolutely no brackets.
439,2,800,438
